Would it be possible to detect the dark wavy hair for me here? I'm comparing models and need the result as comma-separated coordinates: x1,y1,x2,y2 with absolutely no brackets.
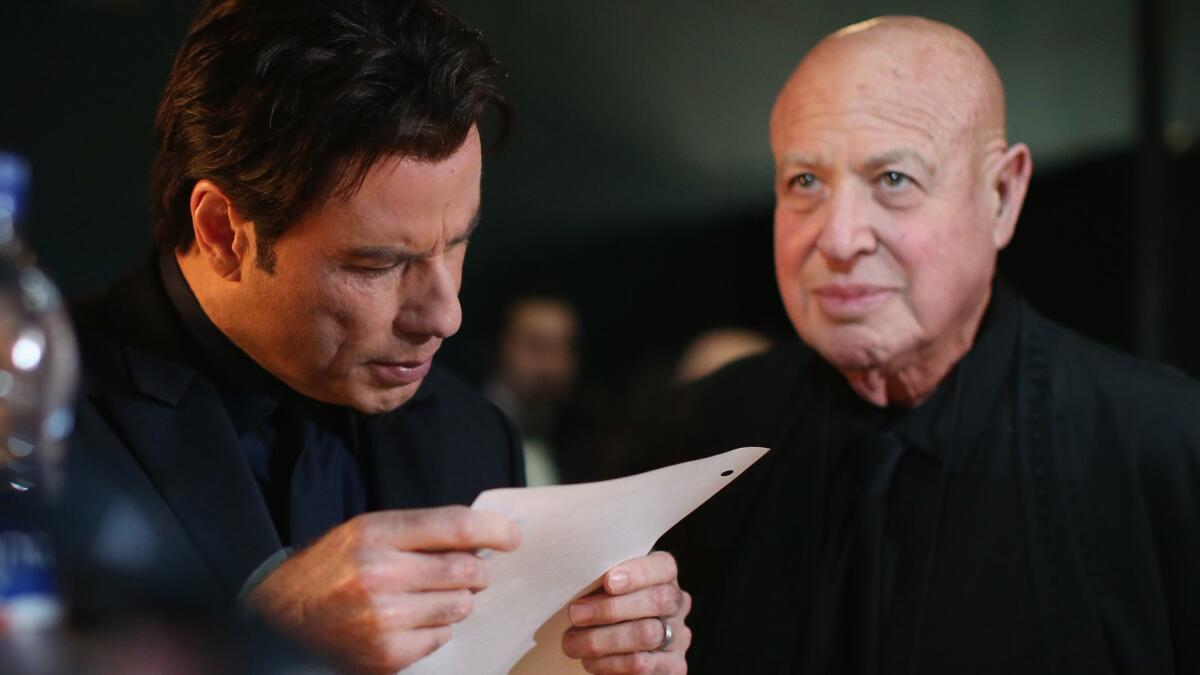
151,0,509,271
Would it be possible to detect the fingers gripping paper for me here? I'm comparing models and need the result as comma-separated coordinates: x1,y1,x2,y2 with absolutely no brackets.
402,446,769,675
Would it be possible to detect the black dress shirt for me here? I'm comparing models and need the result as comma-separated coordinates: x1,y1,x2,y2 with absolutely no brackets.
792,285,1046,674
658,283,1052,674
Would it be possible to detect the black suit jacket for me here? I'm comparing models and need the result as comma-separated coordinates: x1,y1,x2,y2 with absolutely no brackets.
61,257,524,607
656,289,1200,675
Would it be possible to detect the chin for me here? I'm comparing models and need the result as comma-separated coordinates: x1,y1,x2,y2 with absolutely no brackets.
805,324,906,373
820,344,878,372
350,385,421,415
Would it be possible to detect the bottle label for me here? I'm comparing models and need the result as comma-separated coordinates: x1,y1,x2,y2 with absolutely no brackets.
0,529,61,631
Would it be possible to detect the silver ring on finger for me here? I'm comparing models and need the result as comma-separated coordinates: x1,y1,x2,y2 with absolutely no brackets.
654,617,674,652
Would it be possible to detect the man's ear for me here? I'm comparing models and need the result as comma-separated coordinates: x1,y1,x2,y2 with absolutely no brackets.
989,142,1033,250
189,179,253,281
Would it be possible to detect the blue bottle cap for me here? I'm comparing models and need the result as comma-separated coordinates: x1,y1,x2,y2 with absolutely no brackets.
0,152,31,230
0,149,30,220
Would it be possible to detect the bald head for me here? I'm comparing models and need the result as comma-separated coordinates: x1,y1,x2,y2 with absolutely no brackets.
769,16,1032,407
773,16,1007,158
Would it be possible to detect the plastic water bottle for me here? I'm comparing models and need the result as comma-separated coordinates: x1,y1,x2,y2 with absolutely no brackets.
0,151,79,633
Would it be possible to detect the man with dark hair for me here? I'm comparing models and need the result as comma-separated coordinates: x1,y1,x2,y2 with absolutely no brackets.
654,16,1200,675
486,296,580,486
65,1,690,672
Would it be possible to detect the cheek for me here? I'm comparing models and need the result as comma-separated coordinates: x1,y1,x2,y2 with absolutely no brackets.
773,212,817,280
878,217,930,268
882,200,976,277
278,280,388,366
774,218,816,332
327,279,399,333
901,238,951,319
883,216,987,321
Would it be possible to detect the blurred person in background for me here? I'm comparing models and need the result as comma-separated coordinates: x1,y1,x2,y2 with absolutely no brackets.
62,1,690,673
486,296,579,486
654,15,1200,675
590,328,774,483
674,327,773,385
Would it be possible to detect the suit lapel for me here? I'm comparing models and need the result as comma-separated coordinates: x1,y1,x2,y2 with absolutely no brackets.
97,346,281,594
1014,301,1114,675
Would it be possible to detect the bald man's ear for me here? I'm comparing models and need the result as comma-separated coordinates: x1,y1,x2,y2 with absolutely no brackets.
989,143,1032,250
188,180,253,281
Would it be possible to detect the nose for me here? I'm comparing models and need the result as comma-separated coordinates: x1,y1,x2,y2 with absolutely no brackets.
815,185,877,265
396,255,462,340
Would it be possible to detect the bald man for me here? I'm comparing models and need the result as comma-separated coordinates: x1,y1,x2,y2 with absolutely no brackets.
654,16,1200,675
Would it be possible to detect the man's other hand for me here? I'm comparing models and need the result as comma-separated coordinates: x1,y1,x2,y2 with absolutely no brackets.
246,506,521,674
562,551,691,674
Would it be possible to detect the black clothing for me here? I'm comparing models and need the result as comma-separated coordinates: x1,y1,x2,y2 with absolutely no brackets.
62,255,524,604
655,284,1200,675
159,255,365,547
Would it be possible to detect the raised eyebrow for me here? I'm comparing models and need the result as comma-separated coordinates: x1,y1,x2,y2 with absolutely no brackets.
448,207,482,247
861,149,935,177
345,208,481,260
778,152,828,170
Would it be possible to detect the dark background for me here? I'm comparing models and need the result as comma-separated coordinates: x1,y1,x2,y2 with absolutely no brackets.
1,0,1197,392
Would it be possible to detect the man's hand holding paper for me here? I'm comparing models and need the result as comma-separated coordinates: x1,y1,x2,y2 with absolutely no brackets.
563,551,691,674
246,506,521,674
246,506,692,675
403,445,766,675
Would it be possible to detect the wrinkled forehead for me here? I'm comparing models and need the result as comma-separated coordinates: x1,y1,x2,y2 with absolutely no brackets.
771,27,1002,162
771,83,958,160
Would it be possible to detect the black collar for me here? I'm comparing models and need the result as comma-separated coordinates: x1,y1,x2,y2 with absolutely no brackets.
819,279,1022,474
158,254,286,435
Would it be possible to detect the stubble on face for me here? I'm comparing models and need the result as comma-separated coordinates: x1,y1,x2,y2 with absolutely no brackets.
221,132,481,413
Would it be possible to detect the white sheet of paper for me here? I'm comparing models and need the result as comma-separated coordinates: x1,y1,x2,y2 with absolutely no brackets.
402,446,769,675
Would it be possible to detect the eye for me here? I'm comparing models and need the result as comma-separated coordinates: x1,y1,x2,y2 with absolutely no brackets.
879,171,912,188
788,172,819,191
348,264,399,278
